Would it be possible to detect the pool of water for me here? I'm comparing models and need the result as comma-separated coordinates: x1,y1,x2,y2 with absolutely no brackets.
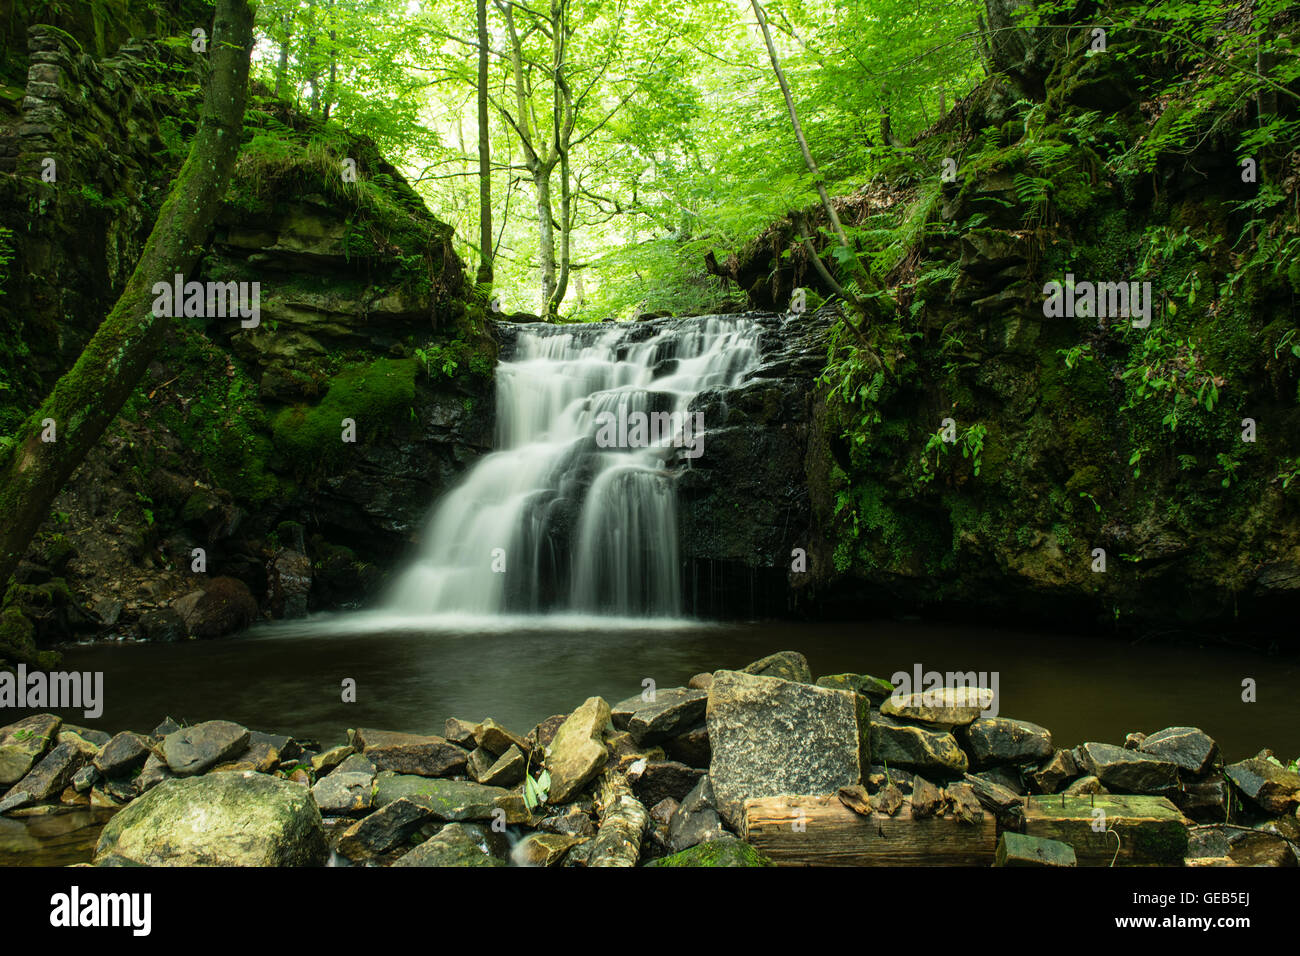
4,614,1297,865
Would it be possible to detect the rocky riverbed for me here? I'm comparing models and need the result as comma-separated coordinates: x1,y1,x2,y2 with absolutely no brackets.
2,650,1297,867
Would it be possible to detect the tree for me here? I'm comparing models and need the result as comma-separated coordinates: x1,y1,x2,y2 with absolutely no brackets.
0,0,256,588
476,0,493,284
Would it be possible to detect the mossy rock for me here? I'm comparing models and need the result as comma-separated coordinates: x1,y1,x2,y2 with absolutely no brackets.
646,840,773,867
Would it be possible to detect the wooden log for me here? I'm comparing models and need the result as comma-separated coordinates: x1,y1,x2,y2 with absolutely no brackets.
743,793,997,866
1022,794,1189,866
587,772,649,868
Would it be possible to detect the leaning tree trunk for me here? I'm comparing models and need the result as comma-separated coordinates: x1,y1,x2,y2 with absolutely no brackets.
0,0,256,589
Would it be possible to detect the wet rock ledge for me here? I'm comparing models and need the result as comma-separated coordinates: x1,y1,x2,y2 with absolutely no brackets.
1,650,1297,867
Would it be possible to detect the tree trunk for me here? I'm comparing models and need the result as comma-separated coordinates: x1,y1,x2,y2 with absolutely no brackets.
274,13,291,100
534,167,558,313
0,0,256,589
476,0,493,284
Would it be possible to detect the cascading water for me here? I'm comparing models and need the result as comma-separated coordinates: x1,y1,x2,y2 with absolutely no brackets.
383,316,761,620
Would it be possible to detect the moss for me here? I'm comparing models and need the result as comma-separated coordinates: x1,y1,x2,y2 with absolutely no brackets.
645,841,773,867
271,357,416,474
0,606,58,670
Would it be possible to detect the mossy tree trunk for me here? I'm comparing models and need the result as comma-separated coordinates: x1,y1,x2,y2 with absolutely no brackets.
0,0,256,589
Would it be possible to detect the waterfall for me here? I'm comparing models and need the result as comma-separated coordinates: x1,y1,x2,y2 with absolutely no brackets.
383,316,761,620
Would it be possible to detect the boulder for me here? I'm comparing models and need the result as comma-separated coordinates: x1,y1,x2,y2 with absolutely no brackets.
879,687,993,727
311,758,376,816
188,577,257,639
815,673,895,704
0,714,61,786
514,831,585,867
162,720,250,776
475,718,528,756
1078,742,1179,795
963,717,1053,767
374,773,508,821
93,731,152,777
351,728,468,778
613,687,708,745
870,713,968,776
1031,750,1078,794
706,669,870,831
525,714,567,752
995,832,1077,867
1224,757,1300,813
545,697,612,804
6,737,97,801
94,773,328,866
478,745,526,788
139,608,186,643
1139,727,1217,775
739,650,812,684
336,797,431,860
394,823,504,867
443,717,480,748
266,549,312,619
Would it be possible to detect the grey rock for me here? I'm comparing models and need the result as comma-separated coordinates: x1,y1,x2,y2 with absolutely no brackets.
162,720,250,777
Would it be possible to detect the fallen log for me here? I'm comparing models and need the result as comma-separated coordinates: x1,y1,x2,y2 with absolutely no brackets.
743,793,997,866
587,772,649,867
1022,794,1189,866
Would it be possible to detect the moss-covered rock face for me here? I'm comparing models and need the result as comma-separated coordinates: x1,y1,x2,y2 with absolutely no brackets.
723,24,1300,642
646,840,773,867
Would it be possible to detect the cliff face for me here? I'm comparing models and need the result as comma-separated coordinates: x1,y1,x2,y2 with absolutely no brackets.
0,26,495,656
710,16,1300,641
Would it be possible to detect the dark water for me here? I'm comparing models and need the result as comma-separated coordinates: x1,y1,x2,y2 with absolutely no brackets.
11,615,1299,758
4,615,1298,866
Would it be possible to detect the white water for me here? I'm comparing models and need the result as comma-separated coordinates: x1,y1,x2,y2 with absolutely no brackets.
382,316,761,619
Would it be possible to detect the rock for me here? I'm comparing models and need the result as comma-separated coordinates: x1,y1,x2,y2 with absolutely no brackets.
539,804,596,839
870,713,968,775
1139,727,1217,775
311,760,376,816
666,775,729,852
1188,825,1296,867
706,669,870,831
394,823,504,867
466,746,496,782
650,797,679,826
963,772,1023,822
214,734,282,773
647,840,769,867
1078,742,1179,795
95,773,328,866
621,688,708,745
911,776,945,818
443,717,479,748
1031,750,1078,794
1173,778,1231,822
266,549,312,619
374,773,507,821
996,832,1077,867
134,753,173,794
514,831,585,867
151,717,181,740
6,737,97,801
663,723,711,768
162,720,250,776
62,725,111,747
630,759,703,807
545,697,612,803
963,717,1053,767
838,784,872,816
351,728,468,778
0,714,61,786
739,650,812,683
687,672,713,691
1224,757,1300,813
72,765,99,793
310,744,353,775
525,714,567,752
815,673,895,704
478,745,526,787
336,797,431,860
139,607,186,642
1124,732,1147,750
93,731,152,777
879,687,993,727
1063,774,1105,795
475,718,528,756
0,790,33,815
189,577,257,639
